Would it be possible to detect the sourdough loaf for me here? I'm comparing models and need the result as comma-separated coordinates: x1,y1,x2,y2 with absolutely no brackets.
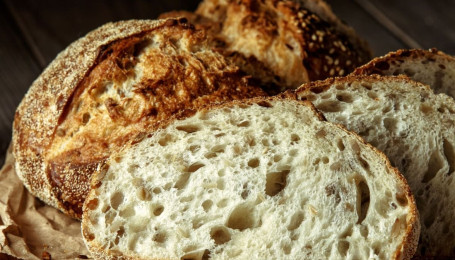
12,18,266,219
82,96,419,260
353,48,455,98
295,75,455,256
161,0,372,93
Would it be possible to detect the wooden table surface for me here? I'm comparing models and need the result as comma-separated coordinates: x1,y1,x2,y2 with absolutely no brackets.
0,0,454,166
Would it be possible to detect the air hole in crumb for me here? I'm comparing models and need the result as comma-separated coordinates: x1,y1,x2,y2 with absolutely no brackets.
180,195,194,202
241,183,249,199
317,100,342,112
265,170,290,196
105,210,116,225
330,162,342,171
82,113,91,124
282,243,291,255
187,162,205,172
217,199,228,208
360,225,368,238
322,157,329,164
443,139,455,176
361,83,372,90
248,158,260,168
101,204,111,214
176,124,200,133
237,121,250,127
291,134,300,143
192,218,204,229
316,129,326,138
181,249,210,260
202,200,213,212
204,152,217,159
262,139,270,146
153,231,167,243
356,178,370,224
211,145,225,153
86,198,99,210
422,150,444,183
391,218,404,237
119,207,135,218
131,178,143,187
367,91,378,99
337,139,345,151
217,179,225,190
289,149,298,157
336,93,353,103
153,205,164,216
395,191,408,206
84,231,95,241
287,211,304,230
335,84,346,90
226,204,256,230
158,134,175,146
383,118,397,133
338,241,350,256
189,145,200,153
137,187,151,201
304,94,317,101
127,164,139,174
420,103,433,114
110,192,124,210
153,187,161,194
274,155,282,162
210,226,231,245
175,172,192,190
382,105,392,113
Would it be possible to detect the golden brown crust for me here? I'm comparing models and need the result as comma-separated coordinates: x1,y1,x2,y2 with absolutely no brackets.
13,18,266,219
352,48,455,77
162,0,372,92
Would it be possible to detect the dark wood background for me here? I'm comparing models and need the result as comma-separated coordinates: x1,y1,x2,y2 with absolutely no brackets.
0,0,454,166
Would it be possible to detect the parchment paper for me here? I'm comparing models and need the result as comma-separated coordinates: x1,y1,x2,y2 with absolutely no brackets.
0,145,91,259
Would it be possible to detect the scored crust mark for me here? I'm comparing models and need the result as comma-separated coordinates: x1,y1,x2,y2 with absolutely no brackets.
162,0,372,92
13,18,266,219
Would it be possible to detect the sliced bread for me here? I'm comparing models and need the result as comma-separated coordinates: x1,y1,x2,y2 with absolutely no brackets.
82,96,419,259
295,75,455,256
353,48,455,98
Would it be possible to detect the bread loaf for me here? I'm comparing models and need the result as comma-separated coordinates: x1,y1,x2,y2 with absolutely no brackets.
82,96,419,260
161,0,372,93
12,18,266,219
353,48,455,98
295,75,455,256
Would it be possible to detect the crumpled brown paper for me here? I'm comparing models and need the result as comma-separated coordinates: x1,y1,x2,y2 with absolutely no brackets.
0,145,91,259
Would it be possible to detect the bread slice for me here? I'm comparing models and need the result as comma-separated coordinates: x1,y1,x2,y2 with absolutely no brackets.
82,96,419,260
295,75,455,256
161,0,372,92
353,49,455,98
12,18,266,219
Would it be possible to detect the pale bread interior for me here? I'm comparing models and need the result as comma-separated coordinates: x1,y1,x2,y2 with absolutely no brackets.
82,98,416,259
297,76,455,256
